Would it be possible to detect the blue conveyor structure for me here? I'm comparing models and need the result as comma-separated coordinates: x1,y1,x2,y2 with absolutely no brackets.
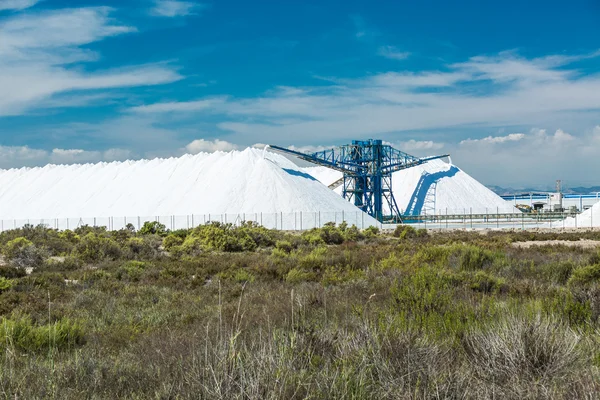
269,139,449,222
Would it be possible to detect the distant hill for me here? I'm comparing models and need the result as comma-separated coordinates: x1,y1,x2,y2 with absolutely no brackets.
488,185,600,196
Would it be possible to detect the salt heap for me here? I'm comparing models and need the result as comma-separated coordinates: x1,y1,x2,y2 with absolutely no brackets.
553,202,600,228
0,148,378,230
304,159,517,215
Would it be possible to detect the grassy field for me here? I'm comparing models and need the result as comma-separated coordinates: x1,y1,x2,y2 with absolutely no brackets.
0,222,599,399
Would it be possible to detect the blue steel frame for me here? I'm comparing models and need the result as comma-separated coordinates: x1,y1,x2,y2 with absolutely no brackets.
269,140,449,222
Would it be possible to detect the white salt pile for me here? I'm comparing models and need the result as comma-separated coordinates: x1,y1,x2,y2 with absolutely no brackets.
303,159,517,215
0,148,378,230
553,202,600,228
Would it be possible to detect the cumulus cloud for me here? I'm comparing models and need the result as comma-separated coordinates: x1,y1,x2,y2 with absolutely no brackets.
460,133,526,145
449,127,600,186
0,7,182,116
393,140,445,152
0,145,133,169
184,139,238,153
150,0,203,17
0,145,46,165
128,49,600,152
0,0,39,11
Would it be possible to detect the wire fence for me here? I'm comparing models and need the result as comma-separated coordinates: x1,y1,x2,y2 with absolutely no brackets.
0,211,378,232
0,209,595,232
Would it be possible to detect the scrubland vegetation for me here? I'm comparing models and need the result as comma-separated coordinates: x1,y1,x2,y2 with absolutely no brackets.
0,221,599,399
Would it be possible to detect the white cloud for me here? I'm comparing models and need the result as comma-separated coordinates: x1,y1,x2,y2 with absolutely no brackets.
377,45,410,60
0,0,39,11
460,133,526,145
150,0,203,17
185,139,238,153
130,98,224,113
448,127,600,186
287,144,335,153
394,140,445,151
0,145,133,168
0,7,182,116
0,145,46,165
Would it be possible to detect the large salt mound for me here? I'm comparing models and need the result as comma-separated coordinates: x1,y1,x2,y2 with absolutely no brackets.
303,159,517,215
553,202,600,228
0,148,377,230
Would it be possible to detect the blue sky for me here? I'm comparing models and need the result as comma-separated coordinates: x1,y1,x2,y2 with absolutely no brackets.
0,0,599,187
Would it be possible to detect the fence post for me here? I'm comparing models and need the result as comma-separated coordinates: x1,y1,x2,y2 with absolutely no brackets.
496,207,499,228
300,211,303,230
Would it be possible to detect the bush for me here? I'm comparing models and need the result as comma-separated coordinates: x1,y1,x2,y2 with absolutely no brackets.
285,268,315,284
363,225,379,238
0,277,13,292
116,261,147,282
394,225,417,239
3,237,46,269
126,236,161,259
181,222,276,253
321,266,366,286
568,264,600,288
469,271,506,294
301,223,356,246
451,245,496,271
73,233,122,263
139,221,167,237
275,240,294,254
163,234,184,251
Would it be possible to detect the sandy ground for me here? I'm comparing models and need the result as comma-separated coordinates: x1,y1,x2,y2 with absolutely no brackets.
511,240,600,249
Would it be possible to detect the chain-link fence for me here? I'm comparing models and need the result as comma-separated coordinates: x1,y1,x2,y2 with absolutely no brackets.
0,209,595,232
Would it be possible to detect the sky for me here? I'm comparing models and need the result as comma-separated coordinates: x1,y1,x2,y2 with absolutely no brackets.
0,0,599,188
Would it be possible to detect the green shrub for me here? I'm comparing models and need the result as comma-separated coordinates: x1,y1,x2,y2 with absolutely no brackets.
163,234,184,251
181,222,276,253
452,245,496,271
469,271,506,294
116,261,147,282
0,277,13,292
3,237,47,269
394,225,417,239
233,269,255,283
139,221,167,237
301,229,325,246
298,246,328,270
391,267,452,316
73,233,122,263
126,236,161,259
285,268,316,284
275,240,294,253
217,268,256,283
321,266,366,286
363,225,380,238
568,264,600,288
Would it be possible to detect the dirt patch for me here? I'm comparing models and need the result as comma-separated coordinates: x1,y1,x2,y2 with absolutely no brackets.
511,240,600,249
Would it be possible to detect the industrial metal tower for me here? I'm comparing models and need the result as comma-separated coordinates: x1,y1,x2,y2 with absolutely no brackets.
269,139,449,222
